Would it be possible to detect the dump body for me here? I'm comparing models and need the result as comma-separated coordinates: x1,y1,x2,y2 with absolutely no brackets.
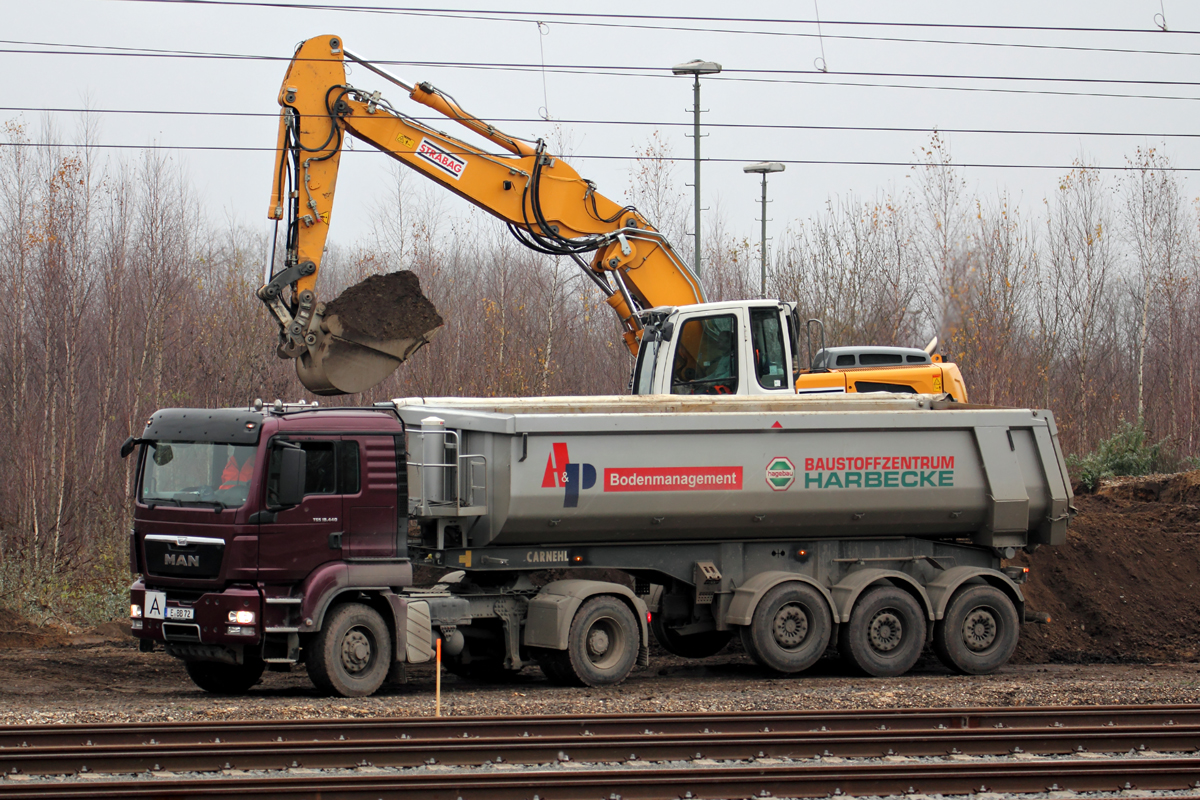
397,394,1071,552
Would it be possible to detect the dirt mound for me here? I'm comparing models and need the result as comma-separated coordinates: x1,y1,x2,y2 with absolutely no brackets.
1013,470,1200,664
324,271,443,341
0,608,70,649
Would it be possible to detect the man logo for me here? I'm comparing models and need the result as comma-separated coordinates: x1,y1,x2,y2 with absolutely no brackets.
541,442,596,508
164,554,200,568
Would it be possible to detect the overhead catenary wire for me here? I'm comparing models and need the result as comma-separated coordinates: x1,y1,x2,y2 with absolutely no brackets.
102,1,1200,36
4,44,1200,105
3,140,1197,171
5,105,1200,142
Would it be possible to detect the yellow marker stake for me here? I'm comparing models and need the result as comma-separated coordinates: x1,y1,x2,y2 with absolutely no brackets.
435,637,442,717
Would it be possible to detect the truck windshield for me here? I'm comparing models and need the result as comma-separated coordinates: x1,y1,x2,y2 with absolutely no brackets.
140,442,258,509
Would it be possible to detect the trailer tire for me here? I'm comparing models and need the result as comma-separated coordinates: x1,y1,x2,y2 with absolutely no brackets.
307,603,391,697
839,586,926,677
184,656,264,695
741,583,832,674
933,585,1019,675
651,615,733,659
565,596,639,687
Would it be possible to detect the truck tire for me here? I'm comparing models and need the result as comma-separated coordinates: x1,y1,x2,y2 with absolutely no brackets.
741,583,832,674
651,614,733,659
933,585,1019,675
307,603,392,697
184,657,264,695
564,596,639,687
839,586,926,677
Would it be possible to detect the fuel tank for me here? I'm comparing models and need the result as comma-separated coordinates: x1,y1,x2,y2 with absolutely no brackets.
394,394,1072,551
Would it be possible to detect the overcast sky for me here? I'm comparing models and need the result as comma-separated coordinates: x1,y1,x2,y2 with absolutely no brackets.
6,1,1199,258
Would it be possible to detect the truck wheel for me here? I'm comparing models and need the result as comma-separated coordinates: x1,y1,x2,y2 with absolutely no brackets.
933,586,1019,675
741,583,832,673
651,614,733,658
565,596,639,687
307,603,392,697
184,657,264,695
839,586,927,677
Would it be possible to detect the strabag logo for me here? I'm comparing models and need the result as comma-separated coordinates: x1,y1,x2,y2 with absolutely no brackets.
416,138,467,180
765,457,795,491
542,443,596,508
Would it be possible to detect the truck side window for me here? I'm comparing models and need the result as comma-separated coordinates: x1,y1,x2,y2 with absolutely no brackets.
670,315,738,395
750,308,789,390
267,441,360,498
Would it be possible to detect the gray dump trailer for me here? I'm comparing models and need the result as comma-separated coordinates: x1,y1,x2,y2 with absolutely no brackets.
398,393,1070,687
127,393,1072,697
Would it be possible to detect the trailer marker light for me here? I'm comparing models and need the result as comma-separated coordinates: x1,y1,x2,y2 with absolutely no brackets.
573,556,583,563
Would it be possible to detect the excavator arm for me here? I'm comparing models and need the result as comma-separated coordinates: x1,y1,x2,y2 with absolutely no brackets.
261,34,705,394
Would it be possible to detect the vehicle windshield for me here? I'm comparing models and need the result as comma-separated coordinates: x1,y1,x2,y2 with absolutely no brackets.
140,442,258,509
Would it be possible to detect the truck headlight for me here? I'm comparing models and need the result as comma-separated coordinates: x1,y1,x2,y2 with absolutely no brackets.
227,610,256,625
130,604,143,619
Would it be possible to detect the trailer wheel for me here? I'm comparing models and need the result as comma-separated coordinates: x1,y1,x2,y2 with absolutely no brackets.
565,596,639,687
839,586,927,677
307,603,392,697
933,586,1019,675
741,583,832,673
184,657,264,695
651,615,733,658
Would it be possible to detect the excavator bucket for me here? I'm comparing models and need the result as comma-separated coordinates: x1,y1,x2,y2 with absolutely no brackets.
295,271,444,396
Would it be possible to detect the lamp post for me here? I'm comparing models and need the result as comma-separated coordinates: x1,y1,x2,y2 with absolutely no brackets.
742,161,785,298
672,59,721,278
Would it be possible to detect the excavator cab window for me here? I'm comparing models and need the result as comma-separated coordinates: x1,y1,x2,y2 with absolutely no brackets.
750,308,789,390
670,315,739,395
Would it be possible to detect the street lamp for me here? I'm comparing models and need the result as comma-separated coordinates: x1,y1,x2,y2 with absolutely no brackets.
742,161,785,298
672,59,722,278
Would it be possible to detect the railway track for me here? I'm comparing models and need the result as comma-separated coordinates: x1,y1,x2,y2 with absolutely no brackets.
1,705,1199,798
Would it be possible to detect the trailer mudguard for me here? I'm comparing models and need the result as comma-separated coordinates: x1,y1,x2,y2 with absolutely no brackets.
725,571,837,627
523,580,649,662
924,566,1024,622
829,569,933,624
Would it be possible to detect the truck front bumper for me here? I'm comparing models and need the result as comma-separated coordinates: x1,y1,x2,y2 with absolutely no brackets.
130,580,263,652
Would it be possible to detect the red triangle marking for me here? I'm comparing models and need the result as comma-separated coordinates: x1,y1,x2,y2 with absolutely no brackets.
771,421,783,429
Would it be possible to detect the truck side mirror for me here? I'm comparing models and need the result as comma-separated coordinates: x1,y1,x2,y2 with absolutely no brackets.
120,436,138,459
275,447,307,508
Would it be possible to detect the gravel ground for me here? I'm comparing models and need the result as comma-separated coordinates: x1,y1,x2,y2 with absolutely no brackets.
1,638,1198,725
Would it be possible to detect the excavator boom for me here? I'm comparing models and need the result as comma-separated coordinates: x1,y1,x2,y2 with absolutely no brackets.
261,35,704,394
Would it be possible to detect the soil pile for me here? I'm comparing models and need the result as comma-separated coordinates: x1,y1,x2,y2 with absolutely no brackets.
0,609,69,649
1013,470,1200,664
324,271,443,341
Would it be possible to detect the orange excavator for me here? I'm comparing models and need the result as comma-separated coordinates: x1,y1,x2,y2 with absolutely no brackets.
260,35,967,402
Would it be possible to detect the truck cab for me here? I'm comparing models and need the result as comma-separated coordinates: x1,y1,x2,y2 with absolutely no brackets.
633,300,799,396
125,404,409,693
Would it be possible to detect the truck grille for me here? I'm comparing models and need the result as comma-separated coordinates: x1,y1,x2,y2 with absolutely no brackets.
144,535,224,579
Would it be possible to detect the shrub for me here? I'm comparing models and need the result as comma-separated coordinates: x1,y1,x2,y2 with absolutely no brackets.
1067,420,1176,491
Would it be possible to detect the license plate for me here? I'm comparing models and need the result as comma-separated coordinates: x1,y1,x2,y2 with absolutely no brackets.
167,607,194,621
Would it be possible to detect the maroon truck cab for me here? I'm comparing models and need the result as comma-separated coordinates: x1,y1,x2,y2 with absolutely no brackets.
126,403,411,686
